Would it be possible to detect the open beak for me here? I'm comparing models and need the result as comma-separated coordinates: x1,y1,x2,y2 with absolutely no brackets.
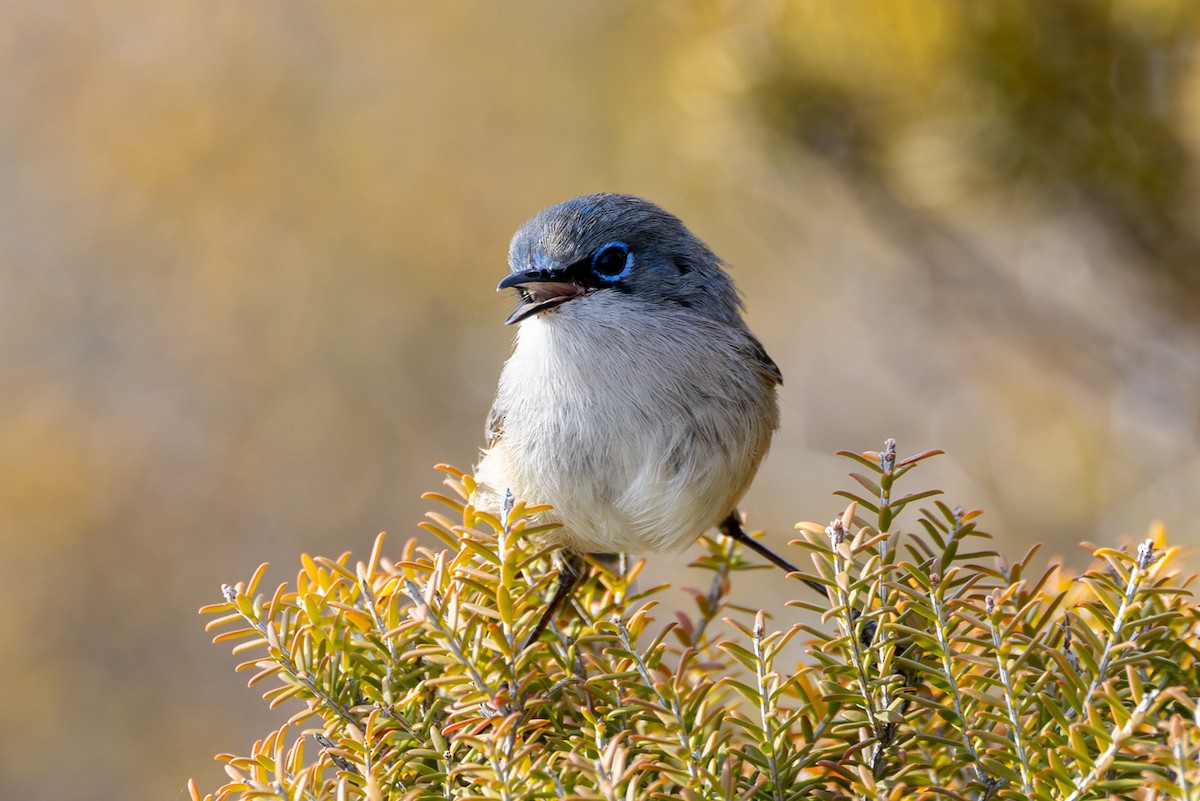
498,268,585,325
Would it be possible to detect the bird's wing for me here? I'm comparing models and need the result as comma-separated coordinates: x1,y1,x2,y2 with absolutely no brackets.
748,334,783,386
484,396,505,449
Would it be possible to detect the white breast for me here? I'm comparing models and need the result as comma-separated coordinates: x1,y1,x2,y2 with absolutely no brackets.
475,294,778,555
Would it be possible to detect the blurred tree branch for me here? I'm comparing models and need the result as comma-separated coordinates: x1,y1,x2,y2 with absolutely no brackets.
745,0,1200,377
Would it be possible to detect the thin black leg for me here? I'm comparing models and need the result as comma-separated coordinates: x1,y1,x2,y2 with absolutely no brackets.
719,510,830,601
520,551,584,651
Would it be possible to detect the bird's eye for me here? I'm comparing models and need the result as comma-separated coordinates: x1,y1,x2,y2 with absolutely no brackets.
590,242,632,281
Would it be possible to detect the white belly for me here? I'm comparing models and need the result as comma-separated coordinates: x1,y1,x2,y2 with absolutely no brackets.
475,296,777,554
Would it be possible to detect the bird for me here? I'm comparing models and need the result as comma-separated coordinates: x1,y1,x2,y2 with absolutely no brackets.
474,193,817,647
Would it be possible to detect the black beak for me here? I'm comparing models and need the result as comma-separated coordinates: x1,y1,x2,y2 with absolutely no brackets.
497,268,585,325
497,268,553,291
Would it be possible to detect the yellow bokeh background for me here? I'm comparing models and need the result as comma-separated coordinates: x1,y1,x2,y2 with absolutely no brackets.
2,3,1198,798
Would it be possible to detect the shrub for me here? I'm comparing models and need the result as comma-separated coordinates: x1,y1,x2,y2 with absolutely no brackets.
194,442,1199,800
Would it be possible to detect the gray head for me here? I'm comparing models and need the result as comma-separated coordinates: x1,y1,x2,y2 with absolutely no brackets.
498,194,742,325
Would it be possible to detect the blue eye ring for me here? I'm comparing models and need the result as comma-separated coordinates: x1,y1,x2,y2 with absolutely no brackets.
590,241,632,282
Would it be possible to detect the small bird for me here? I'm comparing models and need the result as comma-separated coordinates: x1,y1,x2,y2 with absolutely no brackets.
475,193,811,646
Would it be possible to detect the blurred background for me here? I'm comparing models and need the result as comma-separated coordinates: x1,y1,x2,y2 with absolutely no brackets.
2,2,1199,798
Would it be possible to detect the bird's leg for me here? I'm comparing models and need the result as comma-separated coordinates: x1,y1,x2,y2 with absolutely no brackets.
717,510,799,572
520,550,584,651
718,510,831,602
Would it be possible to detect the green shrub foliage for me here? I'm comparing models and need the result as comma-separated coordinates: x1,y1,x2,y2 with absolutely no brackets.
196,443,1200,800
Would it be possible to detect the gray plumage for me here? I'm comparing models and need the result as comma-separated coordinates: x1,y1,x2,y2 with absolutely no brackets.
475,193,781,557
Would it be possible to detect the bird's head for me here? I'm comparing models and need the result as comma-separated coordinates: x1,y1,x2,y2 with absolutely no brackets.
499,194,742,325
